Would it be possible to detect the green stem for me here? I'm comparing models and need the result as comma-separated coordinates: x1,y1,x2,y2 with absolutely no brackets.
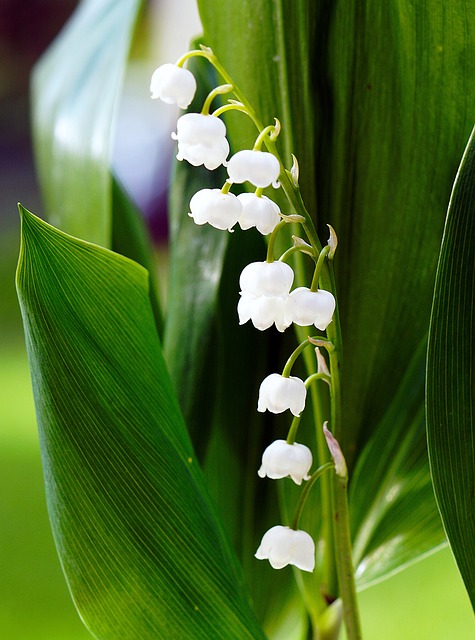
266,219,287,262
291,463,334,530
332,473,362,640
286,414,301,445
201,83,233,115
311,246,331,291
282,338,311,377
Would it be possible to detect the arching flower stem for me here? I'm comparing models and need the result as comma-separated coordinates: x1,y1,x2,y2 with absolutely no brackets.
201,84,233,115
290,462,335,530
266,219,288,262
311,245,331,292
281,337,313,378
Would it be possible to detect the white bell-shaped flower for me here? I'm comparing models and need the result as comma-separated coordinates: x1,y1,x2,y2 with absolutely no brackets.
258,439,312,485
237,193,281,235
255,525,315,572
238,295,289,332
238,261,294,332
239,261,294,297
257,373,307,416
150,63,197,109
227,150,281,188
171,113,229,170
189,189,242,231
285,287,336,330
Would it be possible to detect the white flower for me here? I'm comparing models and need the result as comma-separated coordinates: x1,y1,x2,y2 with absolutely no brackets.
171,113,229,170
227,150,281,188
237,193,281,235
150,63,197,109
257,373,307,416
189,189,242,231
255,525,315,572
285,287,336,330
258,439,312,485
237,261,294,332
239,261,294,297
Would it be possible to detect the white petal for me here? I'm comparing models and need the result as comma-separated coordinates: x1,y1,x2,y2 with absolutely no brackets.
257,374,306,415
285,287,336,330
255,525,315,572
227,150,281,188
238,295,289,332
258,439,312,484
189,188,242,230
150,64,196,109
239,261,294,298
175,113,226,144
237,193,281,235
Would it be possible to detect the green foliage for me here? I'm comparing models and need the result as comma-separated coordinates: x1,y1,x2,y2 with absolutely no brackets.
198,0,475,592
22,0,475,635
427,128,475,608
16,206,265,640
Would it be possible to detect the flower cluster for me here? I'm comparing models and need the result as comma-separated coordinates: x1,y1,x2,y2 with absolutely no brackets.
151,51,339,575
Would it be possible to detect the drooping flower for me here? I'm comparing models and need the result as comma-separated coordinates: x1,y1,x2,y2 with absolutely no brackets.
150,63,197,109
237,192,281,235
237,261,294,332
227,150,280,188
258,439,312,485
171,113,229,170
257,373,307,416
255,525,315,572
285,287,336,330
189,189,242,231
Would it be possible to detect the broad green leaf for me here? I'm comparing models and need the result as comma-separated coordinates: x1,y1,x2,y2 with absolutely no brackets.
16,206,266,640
426,128,475,608
197,0,475,588
350,338,444,588
31,0,142,246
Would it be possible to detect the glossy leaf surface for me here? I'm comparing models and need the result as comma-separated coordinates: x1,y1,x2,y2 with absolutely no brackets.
427,128,475,608
197,0,475,589
16,206,265,640
31,0,142,246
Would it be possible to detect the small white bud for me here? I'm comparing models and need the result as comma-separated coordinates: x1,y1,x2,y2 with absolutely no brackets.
239,261,294,297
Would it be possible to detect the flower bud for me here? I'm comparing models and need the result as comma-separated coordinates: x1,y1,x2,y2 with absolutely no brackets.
150,63,197,109
189,188,242,231
255,525,315,572
258,439,312,484
285,287,336,330
172,113,229,170
237,193,281,235
257,373,307,416
227,150,280,188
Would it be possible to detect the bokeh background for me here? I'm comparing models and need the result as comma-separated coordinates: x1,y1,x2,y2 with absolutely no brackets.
1,2,474,638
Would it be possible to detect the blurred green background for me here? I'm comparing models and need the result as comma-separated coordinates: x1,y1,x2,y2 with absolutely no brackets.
1,2,474,638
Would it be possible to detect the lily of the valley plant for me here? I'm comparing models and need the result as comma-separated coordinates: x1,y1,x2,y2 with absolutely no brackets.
16,1,475,640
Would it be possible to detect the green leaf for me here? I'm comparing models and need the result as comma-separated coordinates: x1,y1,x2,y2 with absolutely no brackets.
16,206,266,640
31,0,143,246
426,127,475,608
350,338,444,588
